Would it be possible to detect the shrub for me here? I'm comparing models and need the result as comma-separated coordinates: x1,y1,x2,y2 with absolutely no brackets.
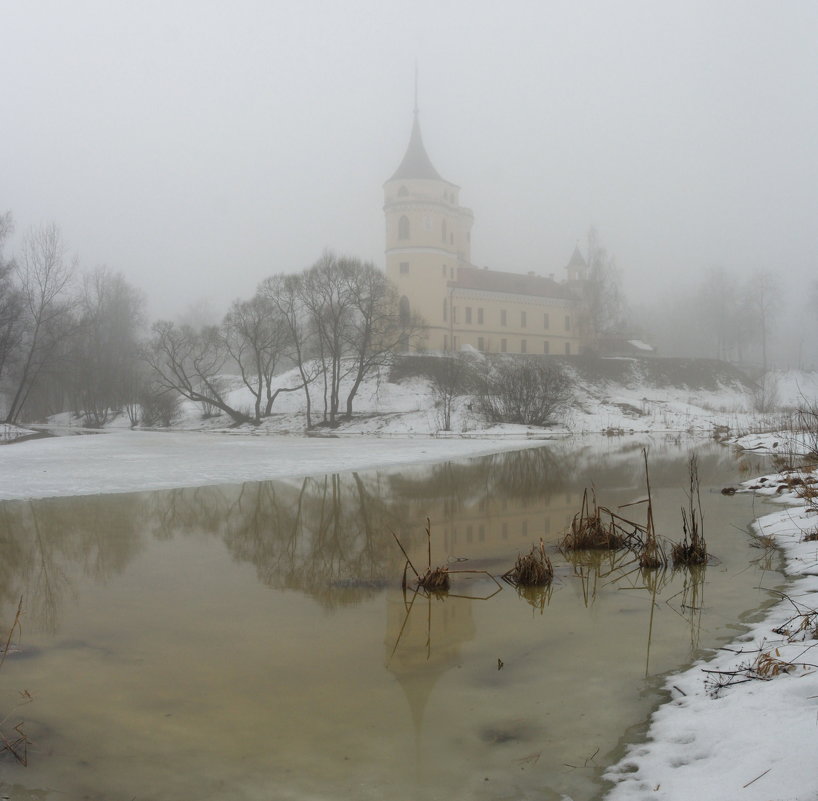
139,384,181,427
477,358,573,426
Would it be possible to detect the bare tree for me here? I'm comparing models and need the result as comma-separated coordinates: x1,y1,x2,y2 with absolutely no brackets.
145,321,252,424
71,269,145,426
260,272,319,428
579,226,625,346
341,258,423,419
223,292,304,423
743,270,779,370
300,253,357,426
0,213,23,391
430,354,470,431
5,223,76,423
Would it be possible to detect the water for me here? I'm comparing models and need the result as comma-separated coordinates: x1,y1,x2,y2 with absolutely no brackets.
0,436,781,800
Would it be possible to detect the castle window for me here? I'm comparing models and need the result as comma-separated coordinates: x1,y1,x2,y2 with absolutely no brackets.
500,338,507,353
543,341,550,355
477,336,484,351
565,342,571,355
500,309,507,326
441,264,446,275
543,312,550,329
521,310,527,328
520,339,527,354
453,335,458,350
452,307,457,324
444,335,449,351
441,220,447,242
398,185,409,197
465,307,472,324
477,308,484,324
399,261,409,274
398,215,410,239
442,299,448,322
565,315,571,331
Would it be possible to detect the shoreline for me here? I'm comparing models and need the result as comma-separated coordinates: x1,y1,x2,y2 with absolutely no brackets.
603,458,818,801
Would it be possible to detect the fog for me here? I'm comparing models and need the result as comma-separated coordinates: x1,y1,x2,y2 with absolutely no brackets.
3,1,817,360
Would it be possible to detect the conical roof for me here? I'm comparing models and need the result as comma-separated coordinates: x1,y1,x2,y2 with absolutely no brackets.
567,244,587,269
388,111,444,182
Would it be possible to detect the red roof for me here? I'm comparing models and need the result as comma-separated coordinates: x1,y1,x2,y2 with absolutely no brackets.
451,266,576,300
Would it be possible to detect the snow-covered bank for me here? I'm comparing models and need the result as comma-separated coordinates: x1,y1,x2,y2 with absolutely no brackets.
0,429,551,501
37,357,800,439
604,468,818,801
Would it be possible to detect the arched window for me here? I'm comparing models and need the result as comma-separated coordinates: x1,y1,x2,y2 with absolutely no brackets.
398,185,409,197
398,215,410,239
441,220,447,242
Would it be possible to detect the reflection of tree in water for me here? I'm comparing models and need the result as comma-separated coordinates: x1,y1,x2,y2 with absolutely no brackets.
141,473,414,609
0,494,146,633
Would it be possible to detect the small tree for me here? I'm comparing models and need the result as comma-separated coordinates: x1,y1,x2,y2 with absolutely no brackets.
477,359,573,427
5,223,76,423
223,292,304,423
431,354,470,431
260,272,319,428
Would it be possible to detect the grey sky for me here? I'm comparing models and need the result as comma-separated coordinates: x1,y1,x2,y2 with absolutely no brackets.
3,1,817,321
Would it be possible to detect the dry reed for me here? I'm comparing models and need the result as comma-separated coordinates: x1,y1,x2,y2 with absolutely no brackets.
637,448,667,569
671,454,708,567
502,539,554,587
560,489,630,551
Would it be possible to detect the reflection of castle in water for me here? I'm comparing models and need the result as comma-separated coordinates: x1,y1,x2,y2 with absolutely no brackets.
385,589,476,760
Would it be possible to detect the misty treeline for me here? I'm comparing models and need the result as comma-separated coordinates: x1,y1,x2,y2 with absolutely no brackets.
0,215,421,426
637,267,817,370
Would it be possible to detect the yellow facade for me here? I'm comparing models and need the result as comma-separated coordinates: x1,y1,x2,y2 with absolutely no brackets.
384,111,585,355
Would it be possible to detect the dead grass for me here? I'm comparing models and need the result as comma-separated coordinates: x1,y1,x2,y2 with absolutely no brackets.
560,489,631,551
416,565,450,592
502,539,554,587
672,454,709,567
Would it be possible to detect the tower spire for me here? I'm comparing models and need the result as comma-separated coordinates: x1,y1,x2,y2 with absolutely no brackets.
413,61,419,116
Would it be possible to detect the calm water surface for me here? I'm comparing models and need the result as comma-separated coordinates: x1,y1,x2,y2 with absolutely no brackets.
0,436,782,800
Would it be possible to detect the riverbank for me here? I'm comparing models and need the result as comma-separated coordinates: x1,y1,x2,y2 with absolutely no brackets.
18,359,818,440
604,452,818,800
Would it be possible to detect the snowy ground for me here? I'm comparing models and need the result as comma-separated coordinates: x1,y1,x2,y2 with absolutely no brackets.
0,429,555,501
19,362,818,440
604,446,818,801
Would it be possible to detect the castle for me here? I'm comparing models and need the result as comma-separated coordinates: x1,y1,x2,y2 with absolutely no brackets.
384,106,586,355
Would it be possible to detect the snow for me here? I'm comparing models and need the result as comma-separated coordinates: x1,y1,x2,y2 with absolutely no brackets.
604,466,818,801
0,429,550,501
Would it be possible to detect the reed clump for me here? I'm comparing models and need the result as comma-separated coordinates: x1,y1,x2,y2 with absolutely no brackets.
560,489,629,551
503,540,554,587
417,565,450,592
672,454,708,567
637,448,668,569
